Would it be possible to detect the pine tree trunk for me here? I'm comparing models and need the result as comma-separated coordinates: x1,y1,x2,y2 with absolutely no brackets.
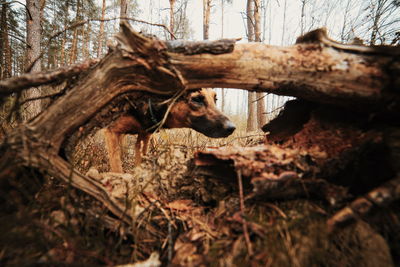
1,4,12,79
247,92,257,131
70,0,81,64
281,0,287,45
60,2,69,66
220,0,225,112
203,0,211,40
83,23,91,59
246,0,257,131
254,0,266,127
23,0,42,120
246,0,254,41
221,0,224,37
300,0,306,35
0,5,4,79
169,0,176,39
98,0,106,58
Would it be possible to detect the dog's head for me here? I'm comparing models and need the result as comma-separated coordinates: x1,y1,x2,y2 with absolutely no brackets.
166,88,236,138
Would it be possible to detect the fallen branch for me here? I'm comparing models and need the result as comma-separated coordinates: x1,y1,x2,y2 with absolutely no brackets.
237,170,253,257
327,175,400,233
0,59,100,96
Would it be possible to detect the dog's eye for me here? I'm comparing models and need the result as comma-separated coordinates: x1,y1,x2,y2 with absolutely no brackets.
191,96,204,104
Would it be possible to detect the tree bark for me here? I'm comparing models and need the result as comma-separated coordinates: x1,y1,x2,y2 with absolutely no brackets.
25,0,42,71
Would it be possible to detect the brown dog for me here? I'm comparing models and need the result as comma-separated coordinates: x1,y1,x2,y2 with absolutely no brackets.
104,88,236,172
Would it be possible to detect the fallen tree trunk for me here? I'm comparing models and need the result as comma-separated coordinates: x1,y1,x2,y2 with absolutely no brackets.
0,22,399,229
1,23,398,152
171,33,399,112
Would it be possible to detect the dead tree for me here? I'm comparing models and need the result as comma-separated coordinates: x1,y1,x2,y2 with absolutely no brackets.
0,22,399,228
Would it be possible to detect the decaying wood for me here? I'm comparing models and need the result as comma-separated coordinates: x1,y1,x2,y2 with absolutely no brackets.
327,175,400,232
169,30,400,112
262,100,400,231
194,145,349,205
166,39,237,55
195,96,400,231
0,22,399,231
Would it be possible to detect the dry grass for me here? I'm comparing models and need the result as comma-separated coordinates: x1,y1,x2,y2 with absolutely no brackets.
146,128,265,154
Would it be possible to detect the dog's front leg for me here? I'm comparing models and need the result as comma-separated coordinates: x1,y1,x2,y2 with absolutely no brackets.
135,132,152,165
104,128,124,173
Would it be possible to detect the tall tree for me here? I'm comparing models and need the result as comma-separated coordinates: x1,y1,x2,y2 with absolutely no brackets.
246,0,257,132
59,1,70,66
98,0,106,57
220,0,232,113
246,0,254,41
0,3,12,79
70,0,81,64
300,0,307,35
203,0,212,40
23,0,43,120
254,0,266,128
82,22,90,59
169,0,176,39
281,0,287,44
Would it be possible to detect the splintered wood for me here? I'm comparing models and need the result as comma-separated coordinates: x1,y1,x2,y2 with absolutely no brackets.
194,145,348,205
194,99,399,231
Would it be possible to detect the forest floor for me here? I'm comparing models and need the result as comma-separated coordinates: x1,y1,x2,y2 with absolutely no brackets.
0,126,399,266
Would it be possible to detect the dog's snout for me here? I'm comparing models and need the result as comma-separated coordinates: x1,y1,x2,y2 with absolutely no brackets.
224,120,236,134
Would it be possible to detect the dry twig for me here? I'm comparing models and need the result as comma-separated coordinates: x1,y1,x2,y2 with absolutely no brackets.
237,170,253,257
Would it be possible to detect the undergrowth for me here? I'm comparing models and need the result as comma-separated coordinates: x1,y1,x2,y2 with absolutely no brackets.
1,119,399,266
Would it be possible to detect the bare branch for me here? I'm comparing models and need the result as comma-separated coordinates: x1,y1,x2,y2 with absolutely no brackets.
0,59,100,96
0,1,32,20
